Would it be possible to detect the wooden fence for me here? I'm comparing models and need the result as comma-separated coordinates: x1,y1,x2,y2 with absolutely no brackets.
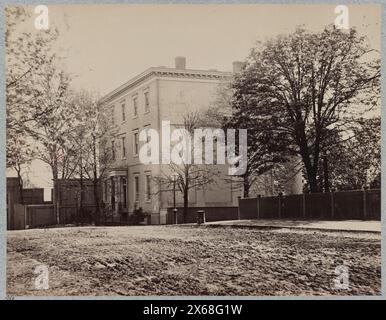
12,204,100,229
239,189,380,221
26,204,57,228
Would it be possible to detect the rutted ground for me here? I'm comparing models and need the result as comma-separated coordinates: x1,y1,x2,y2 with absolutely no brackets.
6,225,381,296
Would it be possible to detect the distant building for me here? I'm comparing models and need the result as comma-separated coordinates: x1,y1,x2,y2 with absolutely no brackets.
6,177,101,229
6,177,46,230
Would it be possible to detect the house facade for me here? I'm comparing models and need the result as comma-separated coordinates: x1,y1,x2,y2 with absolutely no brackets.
99,57,247,223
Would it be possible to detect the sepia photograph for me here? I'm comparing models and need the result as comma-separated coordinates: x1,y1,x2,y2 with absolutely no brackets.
3,2,382,299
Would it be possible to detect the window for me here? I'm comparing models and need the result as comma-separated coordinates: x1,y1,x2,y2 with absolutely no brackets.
111,106,115,125
122,177,127,209
144,91,150,113
121,136,126,158
144,125,151,156
145,174,151,202
213,137,217,164
134,175,139,203
133,130,139,156
111,177,116,210
111,140,115,160
133,97,138,117
121,102,126,122
201,137,206,163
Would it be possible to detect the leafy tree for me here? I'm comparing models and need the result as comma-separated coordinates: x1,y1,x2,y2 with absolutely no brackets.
325,117,380,190
227,104,292,197
231,26,380,193
202,79,289,197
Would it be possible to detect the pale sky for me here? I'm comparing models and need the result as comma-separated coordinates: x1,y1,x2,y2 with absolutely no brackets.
8,4,382,192
43,4,381,95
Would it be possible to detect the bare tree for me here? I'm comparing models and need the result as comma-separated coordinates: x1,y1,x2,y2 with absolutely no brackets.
68,91,116,224
154,112,220,221
32,70,78,224
6,7,61,167
6,134,35,204
5,7,81,223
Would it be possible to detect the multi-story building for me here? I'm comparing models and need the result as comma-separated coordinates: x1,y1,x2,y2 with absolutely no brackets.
99,57,247,223
99,57,302,224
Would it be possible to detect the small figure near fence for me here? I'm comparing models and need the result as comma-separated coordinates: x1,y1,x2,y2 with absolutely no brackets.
197,210,206,225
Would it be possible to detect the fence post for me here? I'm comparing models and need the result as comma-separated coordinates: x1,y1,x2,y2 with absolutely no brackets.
173,208,178,224
302,193,306,219
330,189,335,219
23,205,27,229
363,186,367,220
237,196,241,220
278,192,282,219
257,195,261,219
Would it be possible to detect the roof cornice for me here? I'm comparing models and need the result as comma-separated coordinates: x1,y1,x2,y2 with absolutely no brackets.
99,67,233,105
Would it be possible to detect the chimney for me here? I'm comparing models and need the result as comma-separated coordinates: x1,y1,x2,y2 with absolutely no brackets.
175,56,186,69
232,61,245,73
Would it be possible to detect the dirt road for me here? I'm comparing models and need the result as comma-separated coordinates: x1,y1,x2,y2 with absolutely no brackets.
6,225,381,296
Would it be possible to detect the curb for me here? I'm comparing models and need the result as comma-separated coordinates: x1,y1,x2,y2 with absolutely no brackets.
198,223,381,234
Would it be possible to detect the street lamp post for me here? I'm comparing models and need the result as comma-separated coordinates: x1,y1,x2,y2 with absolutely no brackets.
173,176,176,209
172,173,178,224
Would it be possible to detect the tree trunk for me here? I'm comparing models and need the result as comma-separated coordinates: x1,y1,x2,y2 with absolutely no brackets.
299,150,318,193
243,174,250,198
182,169,189,223
323,154,330,192
15,165,24,204
306,167,318,193
296,125,319,193
79,154,84,226
182,166,190,223
52,168,59,225
92,135,100,225
183,187,188,224
93,180,100,225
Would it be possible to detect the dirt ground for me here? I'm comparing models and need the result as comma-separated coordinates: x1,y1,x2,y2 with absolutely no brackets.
6,225,381,296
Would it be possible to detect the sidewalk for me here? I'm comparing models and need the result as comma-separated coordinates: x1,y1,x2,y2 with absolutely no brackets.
203,219,381,233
